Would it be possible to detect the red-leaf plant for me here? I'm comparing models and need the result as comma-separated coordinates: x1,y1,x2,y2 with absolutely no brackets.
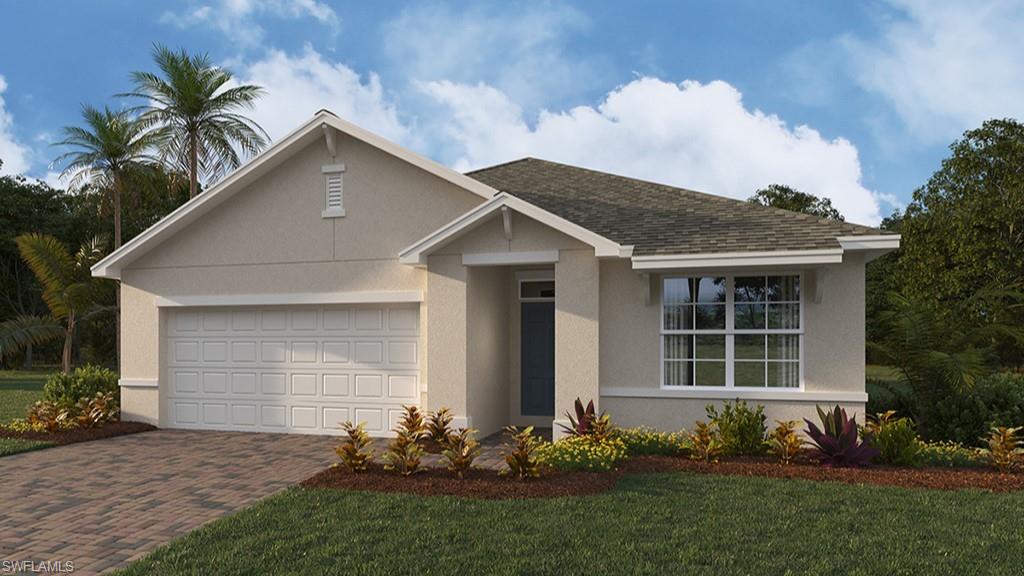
804,405,879,467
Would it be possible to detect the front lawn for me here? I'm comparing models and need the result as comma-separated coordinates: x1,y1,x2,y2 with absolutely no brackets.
0,369,50,424
117,472,1024,575
0,437,54,456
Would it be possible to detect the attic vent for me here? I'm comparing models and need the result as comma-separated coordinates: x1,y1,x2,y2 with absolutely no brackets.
321,163,346,218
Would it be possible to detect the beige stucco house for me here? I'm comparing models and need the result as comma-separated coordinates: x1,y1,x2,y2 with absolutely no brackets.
92,110,899,439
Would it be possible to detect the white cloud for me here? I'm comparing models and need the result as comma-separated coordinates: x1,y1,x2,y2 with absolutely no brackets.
234,46,411,145
161,0,339,48
382,2,597,110
843,0,1024,142
0,74,31,176
421,77,885,225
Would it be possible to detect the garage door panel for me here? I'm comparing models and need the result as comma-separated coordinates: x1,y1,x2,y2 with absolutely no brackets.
166,305,420,436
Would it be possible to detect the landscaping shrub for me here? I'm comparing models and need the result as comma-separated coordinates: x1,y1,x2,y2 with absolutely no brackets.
426,407,454,446
615,426,686,456
43,365,119,409
684,421,722,463
917,372,1024,446
501,425,543,480
768,420,804,464
537,436,628,472
917,441,988,469
443,428,481,479
804,405,878,467
865,378,916,420
335,421,374,472
14,400,74,433
74,392,119,428
981,426,1022,472
706,400,767,456
863,411,921,467
382,406,425,476
559,398,615,440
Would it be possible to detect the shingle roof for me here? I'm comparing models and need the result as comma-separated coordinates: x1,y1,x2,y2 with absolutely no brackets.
465,158,884,256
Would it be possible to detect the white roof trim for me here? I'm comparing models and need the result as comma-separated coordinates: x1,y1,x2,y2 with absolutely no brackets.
398,192,629,265
631,249,844,270
154,290,423,308
837,235,901,251
91,111,499,279
462,250,559,266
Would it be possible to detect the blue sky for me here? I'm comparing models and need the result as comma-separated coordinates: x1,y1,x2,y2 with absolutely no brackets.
2,0,1022,225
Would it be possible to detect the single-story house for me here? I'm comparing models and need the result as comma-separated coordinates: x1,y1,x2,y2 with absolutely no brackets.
92,110,899,438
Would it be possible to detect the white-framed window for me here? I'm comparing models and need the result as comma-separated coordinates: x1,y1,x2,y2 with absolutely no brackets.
321,163,346,218
661,274,803,389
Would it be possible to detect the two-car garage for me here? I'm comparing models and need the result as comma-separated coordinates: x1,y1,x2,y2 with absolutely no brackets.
163,304,421,436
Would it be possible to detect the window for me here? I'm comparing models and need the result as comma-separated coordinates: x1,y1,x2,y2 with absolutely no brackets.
520,280,555,300
661,275,802,389
321,164,346,218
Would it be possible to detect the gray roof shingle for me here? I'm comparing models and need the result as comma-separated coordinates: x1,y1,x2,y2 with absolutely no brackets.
465,158,884,256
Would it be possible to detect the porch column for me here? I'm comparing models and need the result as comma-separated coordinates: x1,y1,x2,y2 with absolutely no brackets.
426,254,470,427
553,249,600,438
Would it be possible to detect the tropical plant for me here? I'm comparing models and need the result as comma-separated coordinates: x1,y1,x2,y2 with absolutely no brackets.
0,234,113,372
426,407,454,447
684,421,722,463
537,435,628,472
75,392,119,428
980,426,1023,473
335,421,374,472
614,427,686,456
43,364,119,408
559,398,615,440
443,428,481,479
804,405,879,467
123,44,268,199
768,420,804,464
25,400,73,433
863,411,921,467
500,425,542,480
706,400,767,456
382,412,424,476
397,405,426,441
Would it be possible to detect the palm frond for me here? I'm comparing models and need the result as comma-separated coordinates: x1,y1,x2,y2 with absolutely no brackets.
15,233,73,317
0,315,65,361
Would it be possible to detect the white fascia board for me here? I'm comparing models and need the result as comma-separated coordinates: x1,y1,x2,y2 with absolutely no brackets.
601,387,868,403
836,235,901,251
92,111,500,280
462,250,560,266
631,249,844,270
154,290,424,308
399,192,626,265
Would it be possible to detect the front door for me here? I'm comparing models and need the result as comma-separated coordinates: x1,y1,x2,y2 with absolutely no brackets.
521,302,555,416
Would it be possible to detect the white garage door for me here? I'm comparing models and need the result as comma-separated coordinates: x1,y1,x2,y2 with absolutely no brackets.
164,304,420,436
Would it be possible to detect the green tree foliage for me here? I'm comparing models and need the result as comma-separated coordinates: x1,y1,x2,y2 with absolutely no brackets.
748,184,844,221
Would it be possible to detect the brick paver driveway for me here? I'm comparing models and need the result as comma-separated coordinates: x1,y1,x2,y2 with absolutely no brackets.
0,430,336,574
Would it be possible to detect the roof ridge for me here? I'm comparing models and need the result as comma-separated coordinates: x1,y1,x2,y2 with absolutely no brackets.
463,157,536,175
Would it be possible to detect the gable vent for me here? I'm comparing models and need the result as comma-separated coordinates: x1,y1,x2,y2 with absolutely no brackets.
322,163,346,218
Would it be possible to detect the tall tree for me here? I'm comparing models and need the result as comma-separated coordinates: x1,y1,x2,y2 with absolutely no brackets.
749,184,845,221
0,234,113,373
123,44,268,199
54,105,157,251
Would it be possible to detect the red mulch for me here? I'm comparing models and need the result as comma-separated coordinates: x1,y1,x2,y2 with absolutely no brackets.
0,421,156,445
302,456,1024,500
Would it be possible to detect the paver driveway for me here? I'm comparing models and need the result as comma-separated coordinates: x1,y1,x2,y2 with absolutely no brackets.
0,430,337,575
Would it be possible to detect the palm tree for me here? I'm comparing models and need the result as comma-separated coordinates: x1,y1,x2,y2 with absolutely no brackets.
53,105,158,251
123,44,268,199
0,234,113,373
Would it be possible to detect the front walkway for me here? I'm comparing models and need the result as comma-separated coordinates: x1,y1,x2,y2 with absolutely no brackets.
0,430,336,575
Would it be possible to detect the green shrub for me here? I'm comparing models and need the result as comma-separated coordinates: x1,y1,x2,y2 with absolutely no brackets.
768,420,804,464
917,441,987,468
615,427,685,456
918,372,1024,446
684,421,723,463
537,435,628,472
864,411,921,467
43,365,119,408
866,378,916,419
706,400,767,455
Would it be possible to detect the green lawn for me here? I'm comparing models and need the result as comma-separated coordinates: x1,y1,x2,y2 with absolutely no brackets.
0,369,51,424
116,472,1024,576
0,437,54,456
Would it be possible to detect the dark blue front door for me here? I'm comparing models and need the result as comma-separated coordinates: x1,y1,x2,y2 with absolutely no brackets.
521,302,555,416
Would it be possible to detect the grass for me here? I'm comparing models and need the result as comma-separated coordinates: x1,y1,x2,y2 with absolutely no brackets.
0,369,51,424
116,472,1024,576
867,364,901,383
0,437,54,457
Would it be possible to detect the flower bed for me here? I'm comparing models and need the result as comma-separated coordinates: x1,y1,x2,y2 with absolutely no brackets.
0,420,156,446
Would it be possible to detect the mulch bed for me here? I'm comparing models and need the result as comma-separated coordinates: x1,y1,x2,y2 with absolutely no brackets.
302,455,1024,500
0,421,156,445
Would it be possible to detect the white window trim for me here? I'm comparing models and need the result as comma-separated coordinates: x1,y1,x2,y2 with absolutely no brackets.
659,273,804,391
322,163,346,218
